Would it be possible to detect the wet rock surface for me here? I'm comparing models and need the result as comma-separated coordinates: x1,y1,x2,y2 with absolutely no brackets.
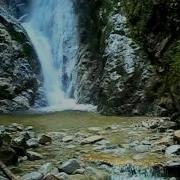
74,0,180,117
0,116,179,179
0,7,40,113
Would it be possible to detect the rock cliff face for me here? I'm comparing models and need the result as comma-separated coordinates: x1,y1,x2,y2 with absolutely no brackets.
0,0,179,116
76,0,180,116
0,4,40,112
73,1,102,104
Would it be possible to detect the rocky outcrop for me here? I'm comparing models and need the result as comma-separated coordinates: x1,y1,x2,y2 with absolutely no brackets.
76,0,180,116
73,1,102,104
0,0,30,19
97,11,152,115
0,7,40,112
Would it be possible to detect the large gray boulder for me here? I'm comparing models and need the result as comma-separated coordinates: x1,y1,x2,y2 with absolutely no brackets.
21,172,43,180
59,159,81,174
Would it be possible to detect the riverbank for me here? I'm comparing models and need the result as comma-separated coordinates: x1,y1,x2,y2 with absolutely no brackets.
0,111,180,179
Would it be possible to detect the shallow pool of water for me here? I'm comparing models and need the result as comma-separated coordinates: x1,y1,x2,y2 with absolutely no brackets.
0,111,143,132
0,111,173,179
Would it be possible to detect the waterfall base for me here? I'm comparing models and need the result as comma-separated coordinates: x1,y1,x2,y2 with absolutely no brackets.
33,99,97,113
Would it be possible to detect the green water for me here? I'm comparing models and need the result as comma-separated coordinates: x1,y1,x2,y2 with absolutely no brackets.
0,111,143,132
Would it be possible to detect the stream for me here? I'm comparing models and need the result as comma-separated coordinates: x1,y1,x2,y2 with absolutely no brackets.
0,111,177,179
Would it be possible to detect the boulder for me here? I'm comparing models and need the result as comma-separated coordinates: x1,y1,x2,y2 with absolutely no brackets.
12,135,26,147
164,161,180,177
154,136,173,146
25,126,34,131
80,135,104,145
11,123,24,131
0,146,18,165
38,135,52,145
174,130,180,144
27,151,43,161
21,172,43,180
26,138,39,148
11,144,26,156
62,136,73,143
39,163,59,176
165,145,180,155
19,131,31,141
59,159,81,174
134,145,151,153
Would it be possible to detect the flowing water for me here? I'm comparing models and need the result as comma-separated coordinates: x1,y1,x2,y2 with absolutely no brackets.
23,0,95,111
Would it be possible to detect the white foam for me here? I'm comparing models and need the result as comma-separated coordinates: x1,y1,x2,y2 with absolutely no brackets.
23,0,94,111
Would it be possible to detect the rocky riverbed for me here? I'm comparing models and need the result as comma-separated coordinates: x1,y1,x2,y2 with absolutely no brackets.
0,111,180,179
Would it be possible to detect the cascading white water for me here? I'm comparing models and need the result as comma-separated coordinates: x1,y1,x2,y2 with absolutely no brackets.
23,0,95,111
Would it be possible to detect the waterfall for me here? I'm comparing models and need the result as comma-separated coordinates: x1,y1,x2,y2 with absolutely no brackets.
23,0,95,111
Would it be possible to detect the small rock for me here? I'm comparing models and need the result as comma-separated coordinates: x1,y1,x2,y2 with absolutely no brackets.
134,145,151,153
12,123,24,131
158,121,177,132
75,132,88,138
27,151,43,161
59,159,81,174
27,131,36,138
62,136,74,143
0,175,8,180
12,136,26,147
66,145,76,149
2,133,12,144
174,130,180,144
11,145,26,156
39,163,59,176
88,127,102,132
165,145,180,155
55,172,69,180
25,126,34,131
18,156,28,163
142,120,159,129
38,135,52,145
43,174,60,180
21,172,43,180
73,168,85,174
105,125,119,130
0,146,18,165
81,135,104,145
151,145,166,153
164,160,180,177
141,140,151,145
19,131,31,141
154,136,173,146
26,138,39,148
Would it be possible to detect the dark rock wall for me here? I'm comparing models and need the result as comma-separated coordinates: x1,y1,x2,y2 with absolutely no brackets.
73,0,102,104
0,5,40,112
76,0,180,116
